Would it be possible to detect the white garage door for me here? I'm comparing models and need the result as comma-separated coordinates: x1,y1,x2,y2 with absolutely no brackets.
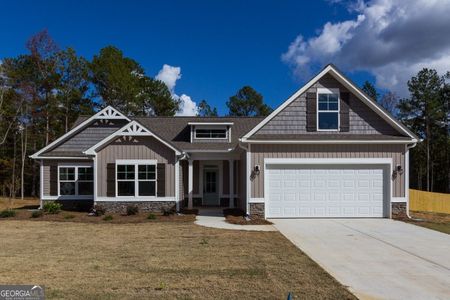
266,165,386,218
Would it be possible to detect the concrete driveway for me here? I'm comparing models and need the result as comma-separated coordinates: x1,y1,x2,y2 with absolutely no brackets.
272,219,450,300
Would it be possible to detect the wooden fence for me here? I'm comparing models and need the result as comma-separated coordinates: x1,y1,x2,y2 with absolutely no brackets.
409,189,450,214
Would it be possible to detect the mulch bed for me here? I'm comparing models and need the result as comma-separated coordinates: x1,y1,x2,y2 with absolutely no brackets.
223,208,272,225
0,209,196,224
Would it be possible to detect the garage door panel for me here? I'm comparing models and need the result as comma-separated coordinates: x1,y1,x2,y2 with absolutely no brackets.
267,165,386,218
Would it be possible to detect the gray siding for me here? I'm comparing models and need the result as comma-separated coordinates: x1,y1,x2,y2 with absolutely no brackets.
250,144,405,198
256,74,401,136
42,159,93,196
97,136,176,197
45,119,127,155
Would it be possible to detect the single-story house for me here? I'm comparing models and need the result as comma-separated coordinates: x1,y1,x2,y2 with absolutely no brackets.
30,64,418,219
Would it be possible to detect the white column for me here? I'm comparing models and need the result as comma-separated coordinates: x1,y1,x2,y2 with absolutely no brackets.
229,159,234,208
175,156,180,212
188,159,193,209
40,160,44,209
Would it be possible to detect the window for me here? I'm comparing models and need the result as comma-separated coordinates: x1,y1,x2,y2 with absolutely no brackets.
195,129,227,139
116,161,157,197
58,166,93,196
317,91,339,130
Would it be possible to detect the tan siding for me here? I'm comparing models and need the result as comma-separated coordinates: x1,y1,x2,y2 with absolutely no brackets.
250,144,405,198
42,159,93,196
97,136,176,197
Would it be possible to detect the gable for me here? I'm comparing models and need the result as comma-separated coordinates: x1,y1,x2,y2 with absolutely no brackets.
41,119,128,157
255,74,401,136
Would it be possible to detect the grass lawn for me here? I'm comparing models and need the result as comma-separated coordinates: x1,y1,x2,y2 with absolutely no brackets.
0,220,355,300
407,211,450,234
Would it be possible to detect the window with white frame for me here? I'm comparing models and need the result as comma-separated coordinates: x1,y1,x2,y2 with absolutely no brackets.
195,128,227,139
317,89,339,130
116,161,157,197
58,166,93,196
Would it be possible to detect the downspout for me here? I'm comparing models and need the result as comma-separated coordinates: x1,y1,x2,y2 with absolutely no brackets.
405,142,417,219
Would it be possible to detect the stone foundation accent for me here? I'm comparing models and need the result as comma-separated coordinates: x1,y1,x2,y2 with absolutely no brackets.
391,202,407,219
249,203,265,219
42,199,93,212
95,201,176,214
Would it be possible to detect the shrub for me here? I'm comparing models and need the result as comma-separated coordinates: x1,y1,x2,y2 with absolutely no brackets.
43,202,62,214
0,209,16,218
162,207,175,216
92,205,106,216
103,215,113,221
64,214,75,219
126,205,139,216
147,213,156,220
31,210,43,218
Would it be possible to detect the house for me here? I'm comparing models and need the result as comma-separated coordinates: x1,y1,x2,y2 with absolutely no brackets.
30,64,418,219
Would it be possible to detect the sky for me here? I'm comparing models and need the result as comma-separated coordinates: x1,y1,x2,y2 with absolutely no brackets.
1,0,449,115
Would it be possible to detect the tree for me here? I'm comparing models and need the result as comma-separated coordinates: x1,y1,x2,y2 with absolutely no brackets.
90,46,145,115
197,100,218,117
362,81,379,102
379,91,399,115
398,68,446,192
226,86,272,116
139,77,179,116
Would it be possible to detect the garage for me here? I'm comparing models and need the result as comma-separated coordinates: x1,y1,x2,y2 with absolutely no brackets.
266,164,389,218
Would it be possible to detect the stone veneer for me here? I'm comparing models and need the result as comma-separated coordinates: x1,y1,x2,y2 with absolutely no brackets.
249,203,265,219
95,201,176,214
391,202,407,219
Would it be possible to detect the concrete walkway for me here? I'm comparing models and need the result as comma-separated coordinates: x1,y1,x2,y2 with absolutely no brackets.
194,208,276,231
272,219,450,300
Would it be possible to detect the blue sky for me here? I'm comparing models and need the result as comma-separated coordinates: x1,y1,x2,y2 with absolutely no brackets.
1,0,448,115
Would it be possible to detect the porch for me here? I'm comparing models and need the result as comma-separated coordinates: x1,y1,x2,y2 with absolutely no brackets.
180,152,244,210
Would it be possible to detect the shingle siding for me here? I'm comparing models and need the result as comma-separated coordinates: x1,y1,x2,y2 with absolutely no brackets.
256,74,402,136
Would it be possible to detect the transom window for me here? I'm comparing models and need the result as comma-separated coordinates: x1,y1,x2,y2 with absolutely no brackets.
116,161,157,197
317,89,339,130
195,129,227,139
58,166,93,196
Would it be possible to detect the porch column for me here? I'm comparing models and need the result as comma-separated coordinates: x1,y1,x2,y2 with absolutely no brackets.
188,159,193,209
229,159,234,208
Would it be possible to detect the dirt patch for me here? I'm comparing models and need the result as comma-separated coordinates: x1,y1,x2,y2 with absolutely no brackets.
0,209,195,224
0,220,355,299
404,211,450,234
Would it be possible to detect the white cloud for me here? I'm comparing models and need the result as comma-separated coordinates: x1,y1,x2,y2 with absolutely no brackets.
282,0,450,96
155,64,198,116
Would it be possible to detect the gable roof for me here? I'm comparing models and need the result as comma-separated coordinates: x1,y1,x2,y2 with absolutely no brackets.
30,106,130,159
241,64,418,142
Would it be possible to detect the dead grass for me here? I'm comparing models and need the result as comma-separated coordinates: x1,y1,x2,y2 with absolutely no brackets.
406,211,450,234
0,197,40,210
0,220,355,299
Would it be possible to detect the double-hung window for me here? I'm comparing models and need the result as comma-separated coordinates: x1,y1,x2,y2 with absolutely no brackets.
58,166,93,196
195,129,227,139
317,88,339,131
116,160,157,197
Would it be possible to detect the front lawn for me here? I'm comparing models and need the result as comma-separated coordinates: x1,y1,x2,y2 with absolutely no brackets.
0,221,355,299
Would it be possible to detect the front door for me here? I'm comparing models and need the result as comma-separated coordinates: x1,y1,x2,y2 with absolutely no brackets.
203,167,219,206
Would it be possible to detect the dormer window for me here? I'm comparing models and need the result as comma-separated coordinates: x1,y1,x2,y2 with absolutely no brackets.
195,129,227,139
317,88,339,131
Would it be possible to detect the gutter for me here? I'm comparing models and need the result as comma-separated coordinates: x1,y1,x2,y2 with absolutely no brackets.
405,141,418,219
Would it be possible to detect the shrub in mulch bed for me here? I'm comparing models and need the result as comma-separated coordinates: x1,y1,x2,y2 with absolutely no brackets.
43,202,62,214
103,215,114,221
180,208,199,215
126,205,139,216
30,210,43,218
225,215,273,225
0,209,16,218
223,208,245,217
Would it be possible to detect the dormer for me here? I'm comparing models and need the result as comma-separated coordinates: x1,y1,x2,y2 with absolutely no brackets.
188,122,233,143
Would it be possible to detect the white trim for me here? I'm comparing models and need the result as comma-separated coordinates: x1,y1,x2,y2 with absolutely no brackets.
175,155,180,212
40,160,44,209
188,159,193,209
246,144,251,215
242,65,417,140
263,158,393,219
229,159,234,208
405,146,410,217
188,149,234,153
84,120,181,155
194,127,228,140
115,159,158,199
391,197,407,203
96,197,176,202
317,88,340,132
42,196,93,200
188,122,234,126
241,139,417,144
93,155,98,202
32,156,92,160
30,106,129,159
249,197,264,203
